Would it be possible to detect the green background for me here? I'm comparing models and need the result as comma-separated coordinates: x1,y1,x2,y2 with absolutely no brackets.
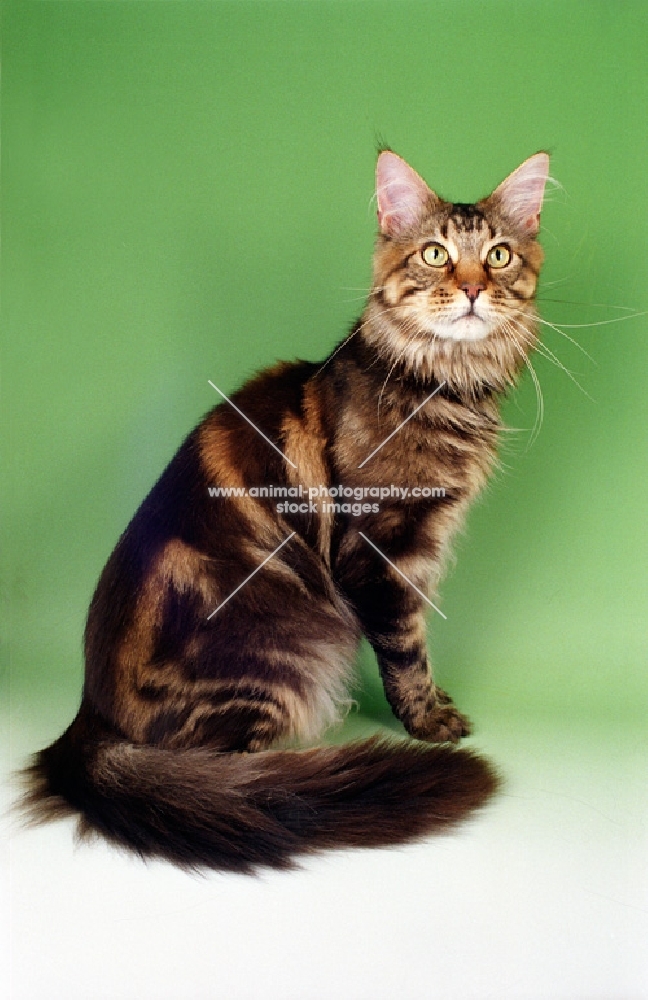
3,0,647,754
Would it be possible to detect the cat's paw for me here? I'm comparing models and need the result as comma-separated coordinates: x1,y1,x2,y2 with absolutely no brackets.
433,685,453,705
411,703,472,744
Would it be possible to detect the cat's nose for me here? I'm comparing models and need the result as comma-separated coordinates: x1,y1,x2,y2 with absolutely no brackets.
461,283,484,303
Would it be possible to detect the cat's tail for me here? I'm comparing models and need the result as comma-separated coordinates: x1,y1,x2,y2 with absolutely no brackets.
20,704,499,874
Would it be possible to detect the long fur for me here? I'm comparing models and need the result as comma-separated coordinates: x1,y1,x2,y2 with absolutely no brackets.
19,150,549,873
22,705,499,874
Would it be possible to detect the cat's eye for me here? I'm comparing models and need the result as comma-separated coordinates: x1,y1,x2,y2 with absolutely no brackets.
421,243,449,267
486,244,511,268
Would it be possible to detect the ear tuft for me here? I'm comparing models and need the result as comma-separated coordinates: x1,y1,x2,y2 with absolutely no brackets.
491,152,550,235
375,152,434,237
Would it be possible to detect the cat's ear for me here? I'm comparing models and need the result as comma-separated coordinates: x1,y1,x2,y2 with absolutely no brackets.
491,153,550,235
376,151,434,236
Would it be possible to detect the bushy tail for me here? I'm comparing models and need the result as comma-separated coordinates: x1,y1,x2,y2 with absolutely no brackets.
21,705,499,873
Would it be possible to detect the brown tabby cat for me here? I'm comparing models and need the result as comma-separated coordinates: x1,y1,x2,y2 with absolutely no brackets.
23,150,549,872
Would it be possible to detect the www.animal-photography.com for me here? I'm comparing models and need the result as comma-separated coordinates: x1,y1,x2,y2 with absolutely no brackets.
3,2,647,998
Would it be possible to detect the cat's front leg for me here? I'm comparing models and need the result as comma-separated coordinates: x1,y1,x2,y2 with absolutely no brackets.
339,549,470,743
372,614,471,743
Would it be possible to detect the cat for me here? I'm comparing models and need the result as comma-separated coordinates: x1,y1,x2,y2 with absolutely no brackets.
22,149,549,873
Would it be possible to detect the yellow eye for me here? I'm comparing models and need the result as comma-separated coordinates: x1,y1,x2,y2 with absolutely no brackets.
421,243,449,267
487,244,511,268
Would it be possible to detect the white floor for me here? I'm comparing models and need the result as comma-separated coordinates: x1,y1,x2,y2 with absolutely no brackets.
3,715,647,1000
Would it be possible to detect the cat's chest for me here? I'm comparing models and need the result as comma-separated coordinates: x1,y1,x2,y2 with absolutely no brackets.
331,401,497,499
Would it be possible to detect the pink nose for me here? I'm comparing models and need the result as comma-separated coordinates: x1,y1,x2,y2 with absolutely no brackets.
461,283,484,303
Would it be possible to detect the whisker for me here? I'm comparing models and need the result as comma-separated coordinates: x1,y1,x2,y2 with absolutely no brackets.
378,348,407,419
533,315,597,364
501,321,544,447
513,300,601,367
508,316,595,402
312,318,369,376
538,297,638,312
320,296,408,378
375,310,430,417
549,311,647,329
539,276,571,289
506,314,574,370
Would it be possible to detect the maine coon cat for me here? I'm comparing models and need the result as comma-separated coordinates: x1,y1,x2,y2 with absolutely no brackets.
23,150,550,872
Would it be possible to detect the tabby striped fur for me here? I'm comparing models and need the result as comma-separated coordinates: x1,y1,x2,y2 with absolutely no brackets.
21,150,549,872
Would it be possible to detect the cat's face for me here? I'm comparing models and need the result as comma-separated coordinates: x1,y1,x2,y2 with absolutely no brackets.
372,152,548,345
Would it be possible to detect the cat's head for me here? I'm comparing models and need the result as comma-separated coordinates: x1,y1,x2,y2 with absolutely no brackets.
372,150,549,349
